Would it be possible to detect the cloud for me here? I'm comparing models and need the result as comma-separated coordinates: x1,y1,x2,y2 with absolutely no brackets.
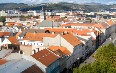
23,0,45,4
107,1,116,5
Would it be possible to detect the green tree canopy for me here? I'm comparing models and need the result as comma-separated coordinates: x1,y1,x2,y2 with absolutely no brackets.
0,16,6,23
73,43,116,73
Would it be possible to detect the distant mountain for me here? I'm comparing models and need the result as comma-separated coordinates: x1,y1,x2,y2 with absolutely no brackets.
81,2,104,5
0,3,29,10
0,3,115,12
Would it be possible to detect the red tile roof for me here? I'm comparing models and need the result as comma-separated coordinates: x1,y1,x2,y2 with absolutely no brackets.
22,65,44,73
16,32,22,39
32,49,59,66
3,32,11,36
8,36,20,45
23,33,57,41
46,15,61,21
62,33,82,47
61,23,95,27
15,23,23,26
107,19,115,26
49,46,71,56
7,22,15,26
44,28,75,33
93,23,105,29
0,59,8,65
0,32,11,37
74,29,99,36
0,32,4,37
45,28,99,36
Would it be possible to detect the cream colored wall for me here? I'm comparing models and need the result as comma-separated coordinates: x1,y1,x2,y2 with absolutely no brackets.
43,35,61,47
60,37,74,53
20,45,33,55
43,34,74,53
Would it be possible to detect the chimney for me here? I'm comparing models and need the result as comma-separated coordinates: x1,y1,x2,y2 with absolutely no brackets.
64,31,68,34
52,32,55,34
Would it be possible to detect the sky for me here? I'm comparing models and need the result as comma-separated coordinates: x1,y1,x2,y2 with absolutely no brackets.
0,0,116,4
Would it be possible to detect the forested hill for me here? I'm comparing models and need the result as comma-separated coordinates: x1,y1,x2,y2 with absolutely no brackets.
0,2,115,12
0,3,29,10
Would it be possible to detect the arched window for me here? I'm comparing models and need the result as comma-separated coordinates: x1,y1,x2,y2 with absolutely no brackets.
45,30,50,33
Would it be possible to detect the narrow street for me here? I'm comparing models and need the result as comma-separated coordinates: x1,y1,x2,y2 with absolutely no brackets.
79,33,116,68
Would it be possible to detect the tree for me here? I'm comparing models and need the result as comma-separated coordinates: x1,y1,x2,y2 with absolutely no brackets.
73,43,116,73
86,18,92,23
0,16,6,23
0,16,6,26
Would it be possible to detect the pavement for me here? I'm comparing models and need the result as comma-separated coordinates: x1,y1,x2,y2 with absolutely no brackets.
79,33,116,68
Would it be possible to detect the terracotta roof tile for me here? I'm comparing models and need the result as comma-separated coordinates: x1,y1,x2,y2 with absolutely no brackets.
0,32,11,37
93,23,105,29
7,22,15,26
32,49,59,66
23,33,57,41
15,23,23,26
49,46,71,56
0,33,4,37
62,33,82,47
22,65,44,73
0,59,8,65
72,29,91,36
107,19,115,26
3,32,11,36
45,28,99,36
61,23,94,27
8,36,20,45
100,22,109,28
44,28,75,33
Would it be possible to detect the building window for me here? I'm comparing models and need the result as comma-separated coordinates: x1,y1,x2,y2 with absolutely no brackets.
20,42,22,44
20,50,23,54
38,48,39,51
34,50,36,54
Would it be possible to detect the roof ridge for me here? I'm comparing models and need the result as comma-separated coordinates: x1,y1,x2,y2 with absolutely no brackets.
47,49,60,57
